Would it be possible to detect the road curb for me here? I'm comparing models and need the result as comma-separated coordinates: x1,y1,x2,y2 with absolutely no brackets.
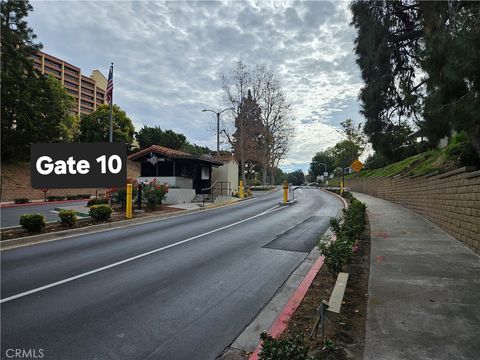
0,198,87,209
320,188,349,209
0,197,256,251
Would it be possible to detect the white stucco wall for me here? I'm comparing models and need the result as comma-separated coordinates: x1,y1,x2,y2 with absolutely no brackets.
137,177,193,189
212,160,239,195
164,188,196,204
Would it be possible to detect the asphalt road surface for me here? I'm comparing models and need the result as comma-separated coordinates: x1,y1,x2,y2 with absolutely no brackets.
1,189,341,360
1,200,88,228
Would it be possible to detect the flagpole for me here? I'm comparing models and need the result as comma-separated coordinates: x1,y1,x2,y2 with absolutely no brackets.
109,62,114,143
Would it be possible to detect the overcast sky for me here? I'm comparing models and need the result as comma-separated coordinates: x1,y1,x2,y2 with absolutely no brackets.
28,0,363,173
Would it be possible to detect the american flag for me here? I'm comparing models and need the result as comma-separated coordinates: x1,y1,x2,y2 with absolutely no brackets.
106,63,113,105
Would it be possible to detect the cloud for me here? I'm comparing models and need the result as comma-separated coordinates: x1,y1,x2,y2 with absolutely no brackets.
28,0,363,173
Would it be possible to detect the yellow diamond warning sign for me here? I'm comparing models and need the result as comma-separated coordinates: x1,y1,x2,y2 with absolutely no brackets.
351,159,364,173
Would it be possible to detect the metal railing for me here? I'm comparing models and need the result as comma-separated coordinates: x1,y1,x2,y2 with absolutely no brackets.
200,181,231,206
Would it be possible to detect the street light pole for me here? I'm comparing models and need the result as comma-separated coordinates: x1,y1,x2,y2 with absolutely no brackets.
202,107,234,155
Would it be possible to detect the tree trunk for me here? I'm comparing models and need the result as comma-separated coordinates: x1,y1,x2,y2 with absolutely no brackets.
262,164,267,185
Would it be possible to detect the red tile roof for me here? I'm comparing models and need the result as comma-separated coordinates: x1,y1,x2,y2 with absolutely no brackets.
214,154,238,164
128,145,223,165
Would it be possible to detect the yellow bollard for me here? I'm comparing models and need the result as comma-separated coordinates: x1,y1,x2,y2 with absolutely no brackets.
239,180,244,199
340,180,344,196
126,183,133,219
282,181,289,204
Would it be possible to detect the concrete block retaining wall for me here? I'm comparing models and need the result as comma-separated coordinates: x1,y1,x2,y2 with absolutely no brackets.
347,167,480,254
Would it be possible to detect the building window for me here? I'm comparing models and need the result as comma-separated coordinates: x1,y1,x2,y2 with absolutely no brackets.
65,81,78,89
65,66,78,74
201,166,209,180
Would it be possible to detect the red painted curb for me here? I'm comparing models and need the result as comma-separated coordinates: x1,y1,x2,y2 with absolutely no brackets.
248,190,346,359
0,198,88,209
248,254,326,360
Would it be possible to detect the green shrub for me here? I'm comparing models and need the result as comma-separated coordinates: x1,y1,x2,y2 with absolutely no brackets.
318,235,353,275
109,187,137,208
446,139,480,167
318,194,367,274
259,332,315,360
58,209,77,227
47,195,66,201
87,198,109,206
14,198,30,204
77,193,92,199
65,194,83,200
89,204,113,222
19,214,46,232
142,180,168,210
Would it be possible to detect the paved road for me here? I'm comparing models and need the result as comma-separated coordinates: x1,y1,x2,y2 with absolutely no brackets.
1,200,88,228
1,189,341,360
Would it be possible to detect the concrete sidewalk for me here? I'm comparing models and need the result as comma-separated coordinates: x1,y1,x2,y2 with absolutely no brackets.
355,193,480,360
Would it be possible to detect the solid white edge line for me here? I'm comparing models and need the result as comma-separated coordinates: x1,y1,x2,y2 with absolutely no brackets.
0,205,287,304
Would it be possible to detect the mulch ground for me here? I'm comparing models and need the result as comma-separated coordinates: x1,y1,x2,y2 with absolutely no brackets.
282,217,371,359
0,205,183,241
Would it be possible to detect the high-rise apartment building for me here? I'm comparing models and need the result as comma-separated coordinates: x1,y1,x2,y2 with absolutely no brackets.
32,51,107,116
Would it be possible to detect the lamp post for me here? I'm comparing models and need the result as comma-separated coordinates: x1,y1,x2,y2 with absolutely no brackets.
202,107,233,155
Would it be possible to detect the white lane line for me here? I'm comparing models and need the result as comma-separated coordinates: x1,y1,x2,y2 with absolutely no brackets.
0,205,287,304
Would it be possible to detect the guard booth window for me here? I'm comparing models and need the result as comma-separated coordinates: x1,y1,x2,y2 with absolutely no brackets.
201,166,209,180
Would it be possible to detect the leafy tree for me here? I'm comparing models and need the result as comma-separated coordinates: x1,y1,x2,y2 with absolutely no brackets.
221,61,294,186
232,90,264,184
309,149,335,180
332,140,361,170
340,119,367,156
421,2,480,155
136,125,186,149
135,125,212,154
275,168,287,184
80,104,135,145
350,1,422,161
1,0,77,160
286,169,305,186
364,152,389,170
351,1,480,160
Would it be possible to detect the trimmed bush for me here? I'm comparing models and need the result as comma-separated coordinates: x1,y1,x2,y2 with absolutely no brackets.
19,214,46,232
87,198,109,206
14,198,30,204
78,193,92,199
89,204,113,222
47,195,66,201
317,194,367,274
58,209,77,227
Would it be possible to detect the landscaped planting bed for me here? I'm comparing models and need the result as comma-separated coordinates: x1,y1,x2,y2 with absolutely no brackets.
258,192,371,360
0,204,183,241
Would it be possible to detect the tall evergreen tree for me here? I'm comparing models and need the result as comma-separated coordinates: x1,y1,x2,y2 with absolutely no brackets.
351,1,480,159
